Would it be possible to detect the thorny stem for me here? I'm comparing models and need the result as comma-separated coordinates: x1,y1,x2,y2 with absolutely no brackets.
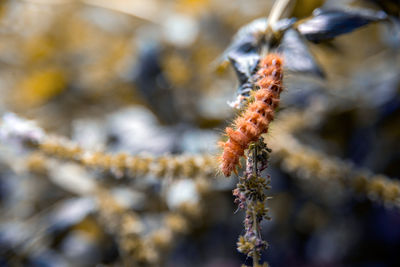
234,137,271,267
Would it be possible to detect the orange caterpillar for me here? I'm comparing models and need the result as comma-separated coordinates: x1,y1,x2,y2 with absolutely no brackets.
219,53,283,176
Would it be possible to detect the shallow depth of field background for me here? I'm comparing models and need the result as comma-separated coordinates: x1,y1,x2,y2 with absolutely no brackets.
0,0,400,266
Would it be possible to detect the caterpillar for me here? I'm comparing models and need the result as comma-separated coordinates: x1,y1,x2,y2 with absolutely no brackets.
219,53,283,177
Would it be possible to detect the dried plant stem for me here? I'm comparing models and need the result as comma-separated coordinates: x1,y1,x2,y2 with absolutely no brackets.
235,138,271,267
250,141,261,266
265,0,295,33
82,0,160,24
35,135,214,179
270,110,400,207
1,112,399,207
251,212,260,267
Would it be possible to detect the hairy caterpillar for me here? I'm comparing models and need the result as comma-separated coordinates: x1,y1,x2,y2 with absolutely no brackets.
219,53,283,177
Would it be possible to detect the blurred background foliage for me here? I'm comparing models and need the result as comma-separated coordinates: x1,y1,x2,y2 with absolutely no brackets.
0,0,399,266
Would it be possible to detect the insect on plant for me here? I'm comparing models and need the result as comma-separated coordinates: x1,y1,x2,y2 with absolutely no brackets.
0,0,399,266
218,0,394,266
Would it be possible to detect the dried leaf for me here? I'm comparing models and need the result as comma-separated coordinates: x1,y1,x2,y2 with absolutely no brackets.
222,18,297,83
273,17,297,33
228,53,260,84
297,8,388,42
224,18,267,83
279,28,324,77
227,18,268,57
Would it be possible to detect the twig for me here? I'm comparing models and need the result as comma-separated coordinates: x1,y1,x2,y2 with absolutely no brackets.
265,0,294,33
82,0,160,24
235,138,271,267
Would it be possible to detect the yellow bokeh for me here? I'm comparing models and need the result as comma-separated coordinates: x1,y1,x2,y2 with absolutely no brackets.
14,68,66,108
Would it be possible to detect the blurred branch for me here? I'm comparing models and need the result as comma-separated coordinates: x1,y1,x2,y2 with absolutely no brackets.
37,137,215,179
0,113,215,179
20,0,72,4
20,0,160,24
82,0,160,24
266,0,294,32
1,111,399,207
24,154,193,266
265,0,295,41
269,108,400,208
93,187,190,266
